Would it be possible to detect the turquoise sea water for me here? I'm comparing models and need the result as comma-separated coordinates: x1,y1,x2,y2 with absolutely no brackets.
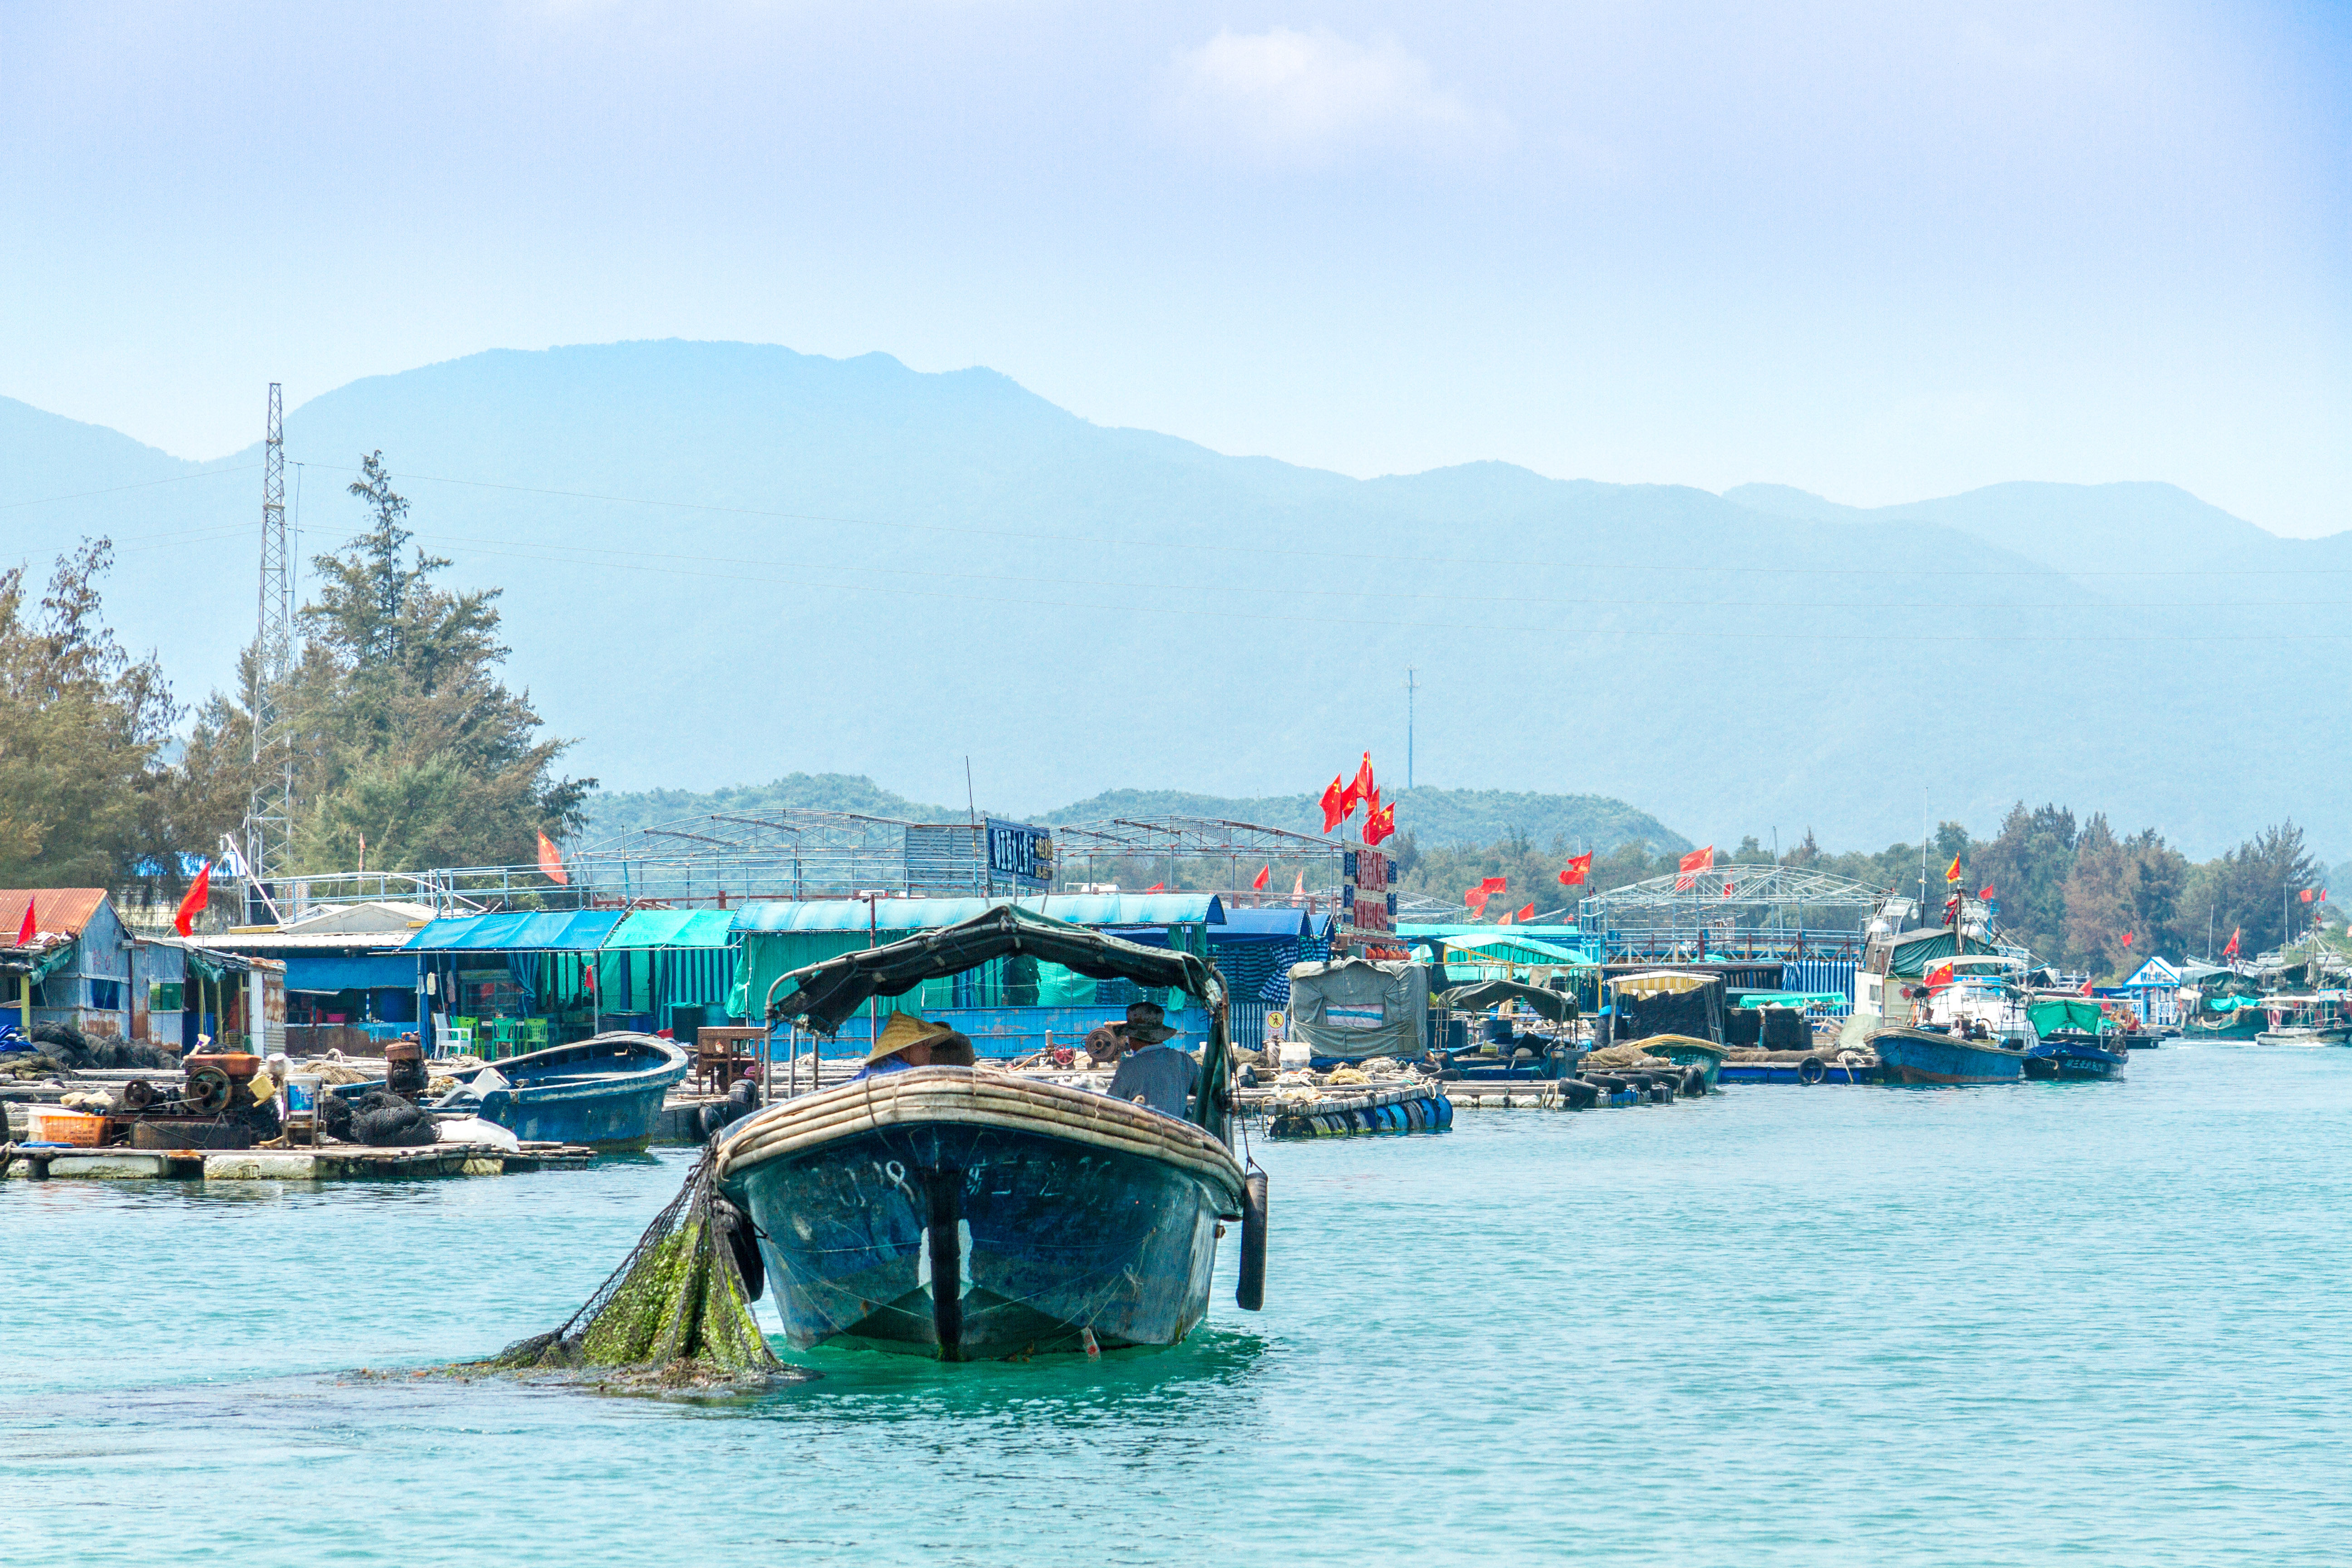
7,1044,2350,1565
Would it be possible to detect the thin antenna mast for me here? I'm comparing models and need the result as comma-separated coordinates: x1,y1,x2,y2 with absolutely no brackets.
244,384,293,921
1406,667,1418,790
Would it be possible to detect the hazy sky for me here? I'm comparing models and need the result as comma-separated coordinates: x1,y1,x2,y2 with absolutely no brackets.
5,1,2346,533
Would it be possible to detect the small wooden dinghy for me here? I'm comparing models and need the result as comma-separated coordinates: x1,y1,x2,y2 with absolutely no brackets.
444,1032,691,1151
718,905,1264,1361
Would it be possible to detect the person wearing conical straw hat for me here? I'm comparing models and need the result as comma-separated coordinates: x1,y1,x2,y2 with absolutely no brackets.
848,1011,974,1082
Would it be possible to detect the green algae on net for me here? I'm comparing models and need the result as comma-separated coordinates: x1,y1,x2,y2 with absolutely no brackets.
462,1149,808,1392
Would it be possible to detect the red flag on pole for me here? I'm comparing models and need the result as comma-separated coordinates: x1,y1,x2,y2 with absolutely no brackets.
1945,854,1963,884
2223,926,2241,959
1496,906,1516,926
1924,960,1955,989
1251,865,1270,891
1354,752,1375,806
1364,801,1396,845
1980,884,1995,900
14,896,35,947
1464,888,1490,911
537,831,569,887
1673,846,1713,892
1479,876,1507,895
2300,888,2315,903
1320,775,1345,832
2122,932,2134,946
1145,882,1165,892
1515,903,1534,922
1558,853,1592,886
171,865,210,937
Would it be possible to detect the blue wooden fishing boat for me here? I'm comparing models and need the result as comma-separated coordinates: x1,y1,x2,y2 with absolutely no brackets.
1868,1025,2028,1084
716,906,1262,1361
442,1031,691,1150
2020,997,2129,1081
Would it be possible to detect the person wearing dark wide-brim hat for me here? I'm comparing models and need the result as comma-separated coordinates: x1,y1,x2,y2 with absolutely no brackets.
1106,1000,1196,1119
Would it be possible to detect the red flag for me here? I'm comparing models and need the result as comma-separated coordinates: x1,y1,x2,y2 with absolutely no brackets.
1291,870,1304,902
2223,926,2240,959
2300,888,2315,903
1515,903,1534,921
1480,876,1507,894
1354,752,1374,806
1251,865,1271,891
1558,853,1592,887
171,864,210,937
1320,774,1345,833
1924,960,1955,989
1722,882,1735,897
1945,854,1963,884
2122,932,2134,946
1145,882,1166,892
1496,906,1516,926
2078,975,2094,995
14,896,34,947
1673,845,1713,892
537,830,569,887
1364,801,1396,846
1464,888,1490,911
1980,884,1994,900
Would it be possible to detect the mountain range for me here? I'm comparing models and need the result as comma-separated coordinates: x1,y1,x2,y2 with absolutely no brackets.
4,339,2344,860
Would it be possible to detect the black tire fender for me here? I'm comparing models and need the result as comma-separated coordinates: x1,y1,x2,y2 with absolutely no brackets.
714,1195,765,1302
1798,1056,1828,1085
1236,1171,1269,1311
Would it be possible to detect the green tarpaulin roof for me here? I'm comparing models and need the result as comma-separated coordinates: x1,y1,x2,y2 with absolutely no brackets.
730,893,1224,934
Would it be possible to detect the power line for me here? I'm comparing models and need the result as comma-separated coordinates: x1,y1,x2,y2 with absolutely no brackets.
0,465,258,511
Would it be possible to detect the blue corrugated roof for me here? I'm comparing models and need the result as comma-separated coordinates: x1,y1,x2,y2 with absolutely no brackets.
401,910,623,952
730,893,1225,935
1218,907,1315,938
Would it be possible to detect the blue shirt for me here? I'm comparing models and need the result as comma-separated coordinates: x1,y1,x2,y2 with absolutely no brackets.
1107,1045,1198,1119
847,1055,915,1084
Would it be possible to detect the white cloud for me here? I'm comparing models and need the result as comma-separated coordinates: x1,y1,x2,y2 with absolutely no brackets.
1165,27,1479,164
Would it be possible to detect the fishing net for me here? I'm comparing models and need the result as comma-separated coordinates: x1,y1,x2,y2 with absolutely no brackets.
475,1150,788,1392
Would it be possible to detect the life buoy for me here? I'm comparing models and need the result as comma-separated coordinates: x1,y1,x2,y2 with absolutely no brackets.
1237,1171,1269,1311
1798,1056,1828,1085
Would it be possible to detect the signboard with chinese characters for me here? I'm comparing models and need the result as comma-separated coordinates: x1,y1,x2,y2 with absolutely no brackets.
1342,848,1394,940
985,818,1055,892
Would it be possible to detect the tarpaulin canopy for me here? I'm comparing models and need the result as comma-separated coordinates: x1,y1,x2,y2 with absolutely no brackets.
1433,979,1577,1023
402,911,623,952
1609,970,1725,1044
285,953,416,993
2029,998,2111,1036
602,910,738,949
1287,959,1429,1061
1434,934,1591,966
731,893,1225,934
0,940,78,985
766,906,1226,1031
760,906,1234,1135
1731,990,1847,1009
1879,930,2004,979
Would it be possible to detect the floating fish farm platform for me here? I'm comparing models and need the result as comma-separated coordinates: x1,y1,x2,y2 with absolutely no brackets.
3,1140,596,1182
1254,1080,1452,1138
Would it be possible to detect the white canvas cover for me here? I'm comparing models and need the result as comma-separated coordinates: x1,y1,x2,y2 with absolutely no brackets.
1286,959,1429,1060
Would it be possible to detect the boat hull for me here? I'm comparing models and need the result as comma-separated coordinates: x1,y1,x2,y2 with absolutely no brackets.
1868,1027,2028,1085
716,1069,1246,1360
472,1033,691,1151
2022,1036,2128,1080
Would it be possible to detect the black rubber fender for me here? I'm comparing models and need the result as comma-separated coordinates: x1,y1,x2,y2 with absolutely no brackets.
712,1195,766,1301
1236,1171,1269,1310
1681,1066,1707,1097
1798,1055,1828,1085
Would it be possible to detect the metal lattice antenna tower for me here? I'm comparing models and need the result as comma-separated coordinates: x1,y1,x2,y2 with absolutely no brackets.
245,383,294,906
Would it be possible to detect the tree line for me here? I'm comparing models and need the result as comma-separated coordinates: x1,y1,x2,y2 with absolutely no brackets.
0,455,589,908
